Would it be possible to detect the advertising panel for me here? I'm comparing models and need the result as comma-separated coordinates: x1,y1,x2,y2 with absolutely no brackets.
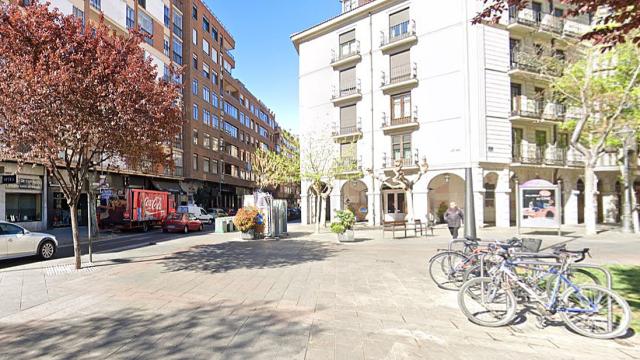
518,179,562,232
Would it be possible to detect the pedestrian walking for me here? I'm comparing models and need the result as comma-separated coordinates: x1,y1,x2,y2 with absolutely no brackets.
444,202,464,239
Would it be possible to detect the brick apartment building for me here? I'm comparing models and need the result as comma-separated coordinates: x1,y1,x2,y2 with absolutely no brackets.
0,0,287,230
180,0,280,210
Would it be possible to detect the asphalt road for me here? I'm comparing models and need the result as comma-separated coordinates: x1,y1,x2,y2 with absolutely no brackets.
0,224,218,270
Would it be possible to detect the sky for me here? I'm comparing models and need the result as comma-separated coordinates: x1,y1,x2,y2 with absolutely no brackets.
205,0,341,134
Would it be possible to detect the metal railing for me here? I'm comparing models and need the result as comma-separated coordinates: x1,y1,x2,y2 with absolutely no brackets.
508,8,590,39
509,8,540,27
336,157,361,172
510,52,563,77
511,97,570,121
332,79,362,99
381,20,416,47
331,41,360,63
512,144,587,167
382,107,418,128
540,14,564,34
333,125,361,136
383,63,418,86
385,157,416,168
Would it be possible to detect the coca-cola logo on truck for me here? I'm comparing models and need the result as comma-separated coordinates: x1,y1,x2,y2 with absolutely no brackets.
143,196,163,211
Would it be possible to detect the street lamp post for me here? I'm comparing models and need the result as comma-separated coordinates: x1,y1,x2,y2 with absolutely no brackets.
464,168,477,240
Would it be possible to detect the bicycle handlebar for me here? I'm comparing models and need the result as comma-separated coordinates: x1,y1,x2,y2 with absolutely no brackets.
554,247,590,263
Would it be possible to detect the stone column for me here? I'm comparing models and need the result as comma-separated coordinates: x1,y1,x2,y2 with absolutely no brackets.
495,191,511,228
330,190,341,222
367,179,382,226
474,191,485,228
564,189,579,225
300,193,309,225
601,192,620,224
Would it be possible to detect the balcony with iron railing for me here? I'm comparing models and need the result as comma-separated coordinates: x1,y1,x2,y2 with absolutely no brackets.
331,41,361,69
511,97,568,122
382,156,418,170
512,143,586,167
380,20,417,53
509,50,563,79
336,156,363,175
381,107,419,134
508,8,591,41
381,63,418,94
331,79,362,106
332,118,363,143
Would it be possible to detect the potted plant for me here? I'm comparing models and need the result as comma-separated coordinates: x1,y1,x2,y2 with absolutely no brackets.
233,206,261,240
330,209,356,242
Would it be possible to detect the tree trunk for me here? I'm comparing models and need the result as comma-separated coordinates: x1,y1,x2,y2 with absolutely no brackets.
314,193,321,234
406,188,415,222
320,195,327,228
632,183,640,234
69,204,82,269
583,166,598,235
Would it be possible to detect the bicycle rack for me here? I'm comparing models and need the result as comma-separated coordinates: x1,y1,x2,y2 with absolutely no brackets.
477,256,615,333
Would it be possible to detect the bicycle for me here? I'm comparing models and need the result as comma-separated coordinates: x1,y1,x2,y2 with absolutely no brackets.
428,238,520,290
457,247,631,339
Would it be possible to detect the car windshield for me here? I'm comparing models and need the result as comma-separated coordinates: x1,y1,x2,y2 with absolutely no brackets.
169,213,184,220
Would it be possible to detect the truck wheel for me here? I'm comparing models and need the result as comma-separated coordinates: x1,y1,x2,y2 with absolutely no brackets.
184,226,189,234
142,222,149,232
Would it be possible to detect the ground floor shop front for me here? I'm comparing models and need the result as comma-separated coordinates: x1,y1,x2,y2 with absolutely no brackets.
301,165,640,229
0,162,47,231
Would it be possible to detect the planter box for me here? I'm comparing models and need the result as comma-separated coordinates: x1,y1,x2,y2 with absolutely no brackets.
338,229,355,242
241,229,256,240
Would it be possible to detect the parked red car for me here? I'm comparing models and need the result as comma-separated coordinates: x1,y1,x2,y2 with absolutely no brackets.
162,213,203,233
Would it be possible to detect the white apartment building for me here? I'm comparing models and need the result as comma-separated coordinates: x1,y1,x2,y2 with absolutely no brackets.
292,0,637,227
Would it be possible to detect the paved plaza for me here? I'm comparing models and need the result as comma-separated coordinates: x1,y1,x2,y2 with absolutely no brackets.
0,225,638,359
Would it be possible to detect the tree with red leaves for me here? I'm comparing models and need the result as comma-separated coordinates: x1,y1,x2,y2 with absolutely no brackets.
0,2,182,269
473,0,640,46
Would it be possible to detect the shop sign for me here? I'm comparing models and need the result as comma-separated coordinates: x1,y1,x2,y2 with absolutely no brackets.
4,176,42,191
100,189,113,200
1,175,16,184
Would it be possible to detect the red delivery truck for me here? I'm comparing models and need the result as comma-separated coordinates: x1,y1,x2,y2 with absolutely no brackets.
120,189,176,232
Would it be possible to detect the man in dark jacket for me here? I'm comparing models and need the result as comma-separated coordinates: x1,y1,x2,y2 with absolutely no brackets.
444,202,464,239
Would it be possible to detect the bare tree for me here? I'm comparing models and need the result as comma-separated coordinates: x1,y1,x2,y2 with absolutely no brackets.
367,158,429,222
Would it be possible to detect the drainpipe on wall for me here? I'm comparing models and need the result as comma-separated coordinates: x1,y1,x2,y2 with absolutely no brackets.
369,11,376,226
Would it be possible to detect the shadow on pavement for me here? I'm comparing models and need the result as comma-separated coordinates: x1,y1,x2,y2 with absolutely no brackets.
161,240,340,274
0,301,316,359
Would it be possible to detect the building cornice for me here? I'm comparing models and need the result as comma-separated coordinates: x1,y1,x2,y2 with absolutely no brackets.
291,0,404,52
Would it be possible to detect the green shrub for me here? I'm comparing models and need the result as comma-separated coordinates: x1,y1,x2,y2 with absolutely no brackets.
330,210,356,234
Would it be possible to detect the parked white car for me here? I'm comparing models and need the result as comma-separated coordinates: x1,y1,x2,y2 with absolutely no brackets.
207,208,228,218
177,205,214,224
0,222,58,260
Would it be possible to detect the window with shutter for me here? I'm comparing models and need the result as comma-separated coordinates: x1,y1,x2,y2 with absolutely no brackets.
389,51,411,83
339,30,356,57
389,8,410,40
339,105,357,133
339,67,357,95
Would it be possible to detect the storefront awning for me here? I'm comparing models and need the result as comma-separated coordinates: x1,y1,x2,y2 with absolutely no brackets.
151,180,183,194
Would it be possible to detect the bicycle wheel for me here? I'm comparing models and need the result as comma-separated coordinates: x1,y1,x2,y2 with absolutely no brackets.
545,268,601,299
559,285,631,339
458,277,517,327
428,251,469,290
